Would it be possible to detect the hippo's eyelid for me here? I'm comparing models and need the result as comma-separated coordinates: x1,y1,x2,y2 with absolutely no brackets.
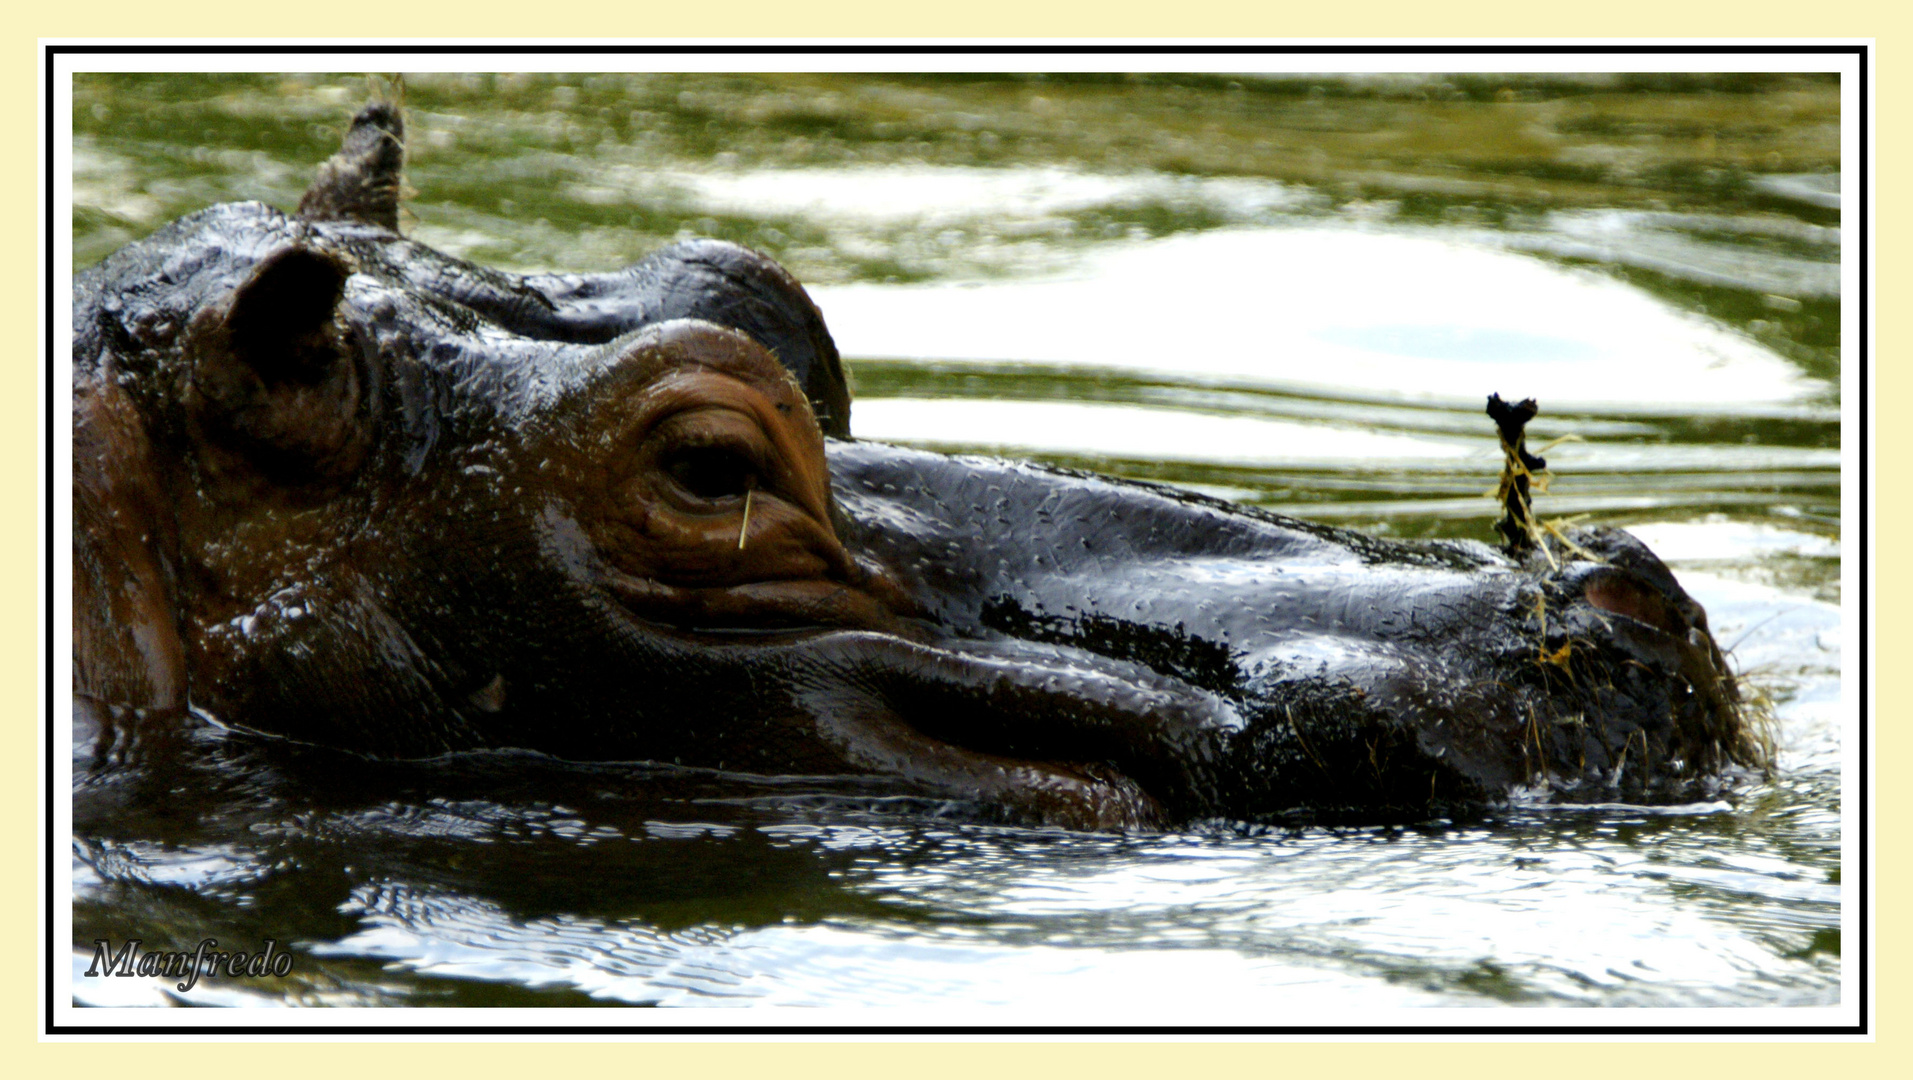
656,423,771,468
657,418,765,453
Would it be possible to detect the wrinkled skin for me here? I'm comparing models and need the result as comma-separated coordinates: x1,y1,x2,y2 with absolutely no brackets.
73,104,1756,830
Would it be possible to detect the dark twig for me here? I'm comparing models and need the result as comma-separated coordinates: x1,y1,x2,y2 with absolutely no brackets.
1487,394,1546,557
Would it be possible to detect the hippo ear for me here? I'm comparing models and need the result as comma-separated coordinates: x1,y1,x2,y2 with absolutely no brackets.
188,245,370,481
298,102,405,232
226,247,349,375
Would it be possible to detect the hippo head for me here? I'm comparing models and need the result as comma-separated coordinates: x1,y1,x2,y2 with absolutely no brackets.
73,104,1759,829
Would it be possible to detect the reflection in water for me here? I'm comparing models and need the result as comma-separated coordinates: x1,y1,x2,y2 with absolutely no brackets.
851,398,1476,466
74,754,1839,1010
814,228,1823,410
70,71,1844,1012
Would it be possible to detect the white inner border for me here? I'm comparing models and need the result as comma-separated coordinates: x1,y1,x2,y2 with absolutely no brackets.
44,44,1871,1037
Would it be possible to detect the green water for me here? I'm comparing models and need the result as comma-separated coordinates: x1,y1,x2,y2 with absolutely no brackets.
69,71,1845,1014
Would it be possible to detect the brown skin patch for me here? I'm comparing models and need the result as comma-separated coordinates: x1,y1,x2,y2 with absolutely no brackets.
73,379,185,710
547,321,913,633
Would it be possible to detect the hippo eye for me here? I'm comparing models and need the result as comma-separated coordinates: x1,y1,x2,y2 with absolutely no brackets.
660,444,759,501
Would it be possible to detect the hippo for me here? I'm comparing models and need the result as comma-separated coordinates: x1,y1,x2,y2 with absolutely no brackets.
72,103,1759,830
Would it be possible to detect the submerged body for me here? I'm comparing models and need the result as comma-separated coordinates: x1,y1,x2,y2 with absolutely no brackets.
73,104,1755,829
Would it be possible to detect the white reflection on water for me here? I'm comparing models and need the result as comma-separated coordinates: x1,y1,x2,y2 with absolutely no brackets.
310,881,1452,1010
814,227,1822,410
852,398,1473,464
1622,519,1840,562
285,783,1837,1012
1669,571,1843,775
850,397,1840,475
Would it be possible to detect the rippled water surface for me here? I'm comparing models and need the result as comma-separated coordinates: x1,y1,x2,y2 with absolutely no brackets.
69,71,1848,1015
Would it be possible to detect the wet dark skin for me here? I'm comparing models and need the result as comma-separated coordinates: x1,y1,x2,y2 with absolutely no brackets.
73,104,1757,830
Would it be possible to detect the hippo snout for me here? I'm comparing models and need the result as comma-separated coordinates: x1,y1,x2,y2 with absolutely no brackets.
1508,528,1750,795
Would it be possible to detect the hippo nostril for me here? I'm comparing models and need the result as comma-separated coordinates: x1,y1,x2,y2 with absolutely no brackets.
1582,568,1686,638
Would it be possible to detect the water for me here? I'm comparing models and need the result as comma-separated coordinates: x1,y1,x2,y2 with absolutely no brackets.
67,71,1846,1014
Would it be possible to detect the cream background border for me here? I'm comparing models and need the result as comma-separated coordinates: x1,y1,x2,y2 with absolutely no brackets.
14,1,1896,1067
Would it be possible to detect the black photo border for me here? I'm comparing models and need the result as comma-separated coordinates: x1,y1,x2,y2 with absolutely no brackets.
43,41,1872,1037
